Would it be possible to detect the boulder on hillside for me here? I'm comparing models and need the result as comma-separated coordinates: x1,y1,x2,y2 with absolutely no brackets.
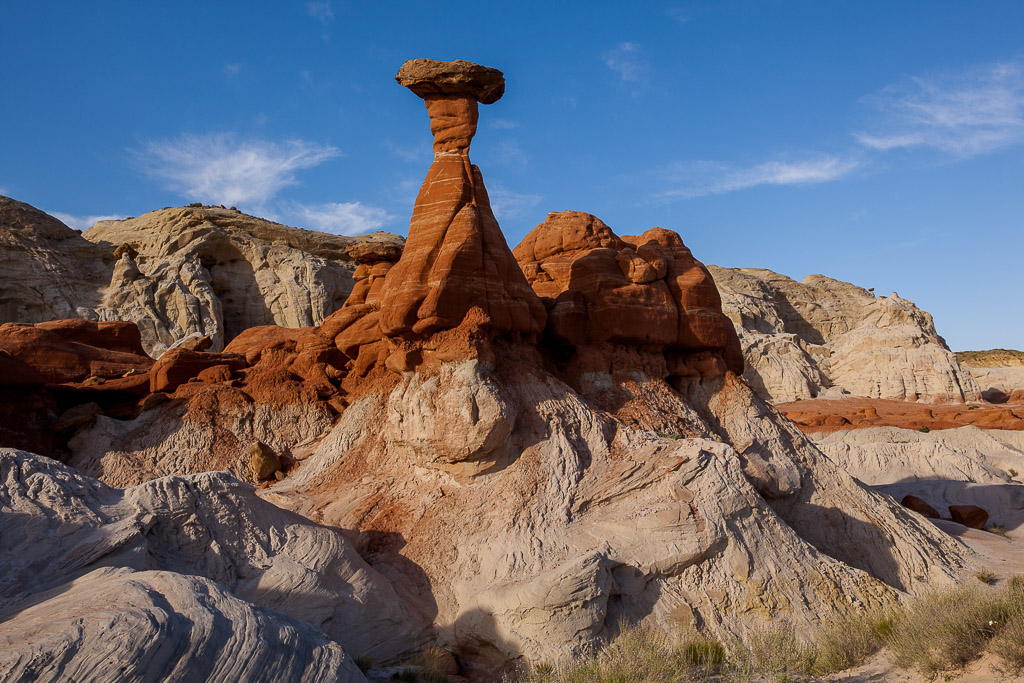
150,349,247,394
901,495,939,519
949,504,989,529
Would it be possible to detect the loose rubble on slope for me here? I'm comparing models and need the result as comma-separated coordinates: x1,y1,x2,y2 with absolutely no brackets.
0,58,1014,682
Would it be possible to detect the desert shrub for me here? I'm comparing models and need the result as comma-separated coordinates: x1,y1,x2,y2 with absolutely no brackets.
918,425,931,433
989,577,1024,673
988,524,1009,537
884,583,1004,676
1009,468,1019,478
732,620,815,677
807,608,894,675
406,647,452,683
353,655,373,672
524,622,726,682
976,569,999,584
385,647,453,683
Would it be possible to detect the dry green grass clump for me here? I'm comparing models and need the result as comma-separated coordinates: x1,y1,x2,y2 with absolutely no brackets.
522,577,1024,681
881,576,1024,677
989,578,1024,673
524,623,726,682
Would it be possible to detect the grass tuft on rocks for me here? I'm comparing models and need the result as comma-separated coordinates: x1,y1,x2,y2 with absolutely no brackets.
522,577,1024,681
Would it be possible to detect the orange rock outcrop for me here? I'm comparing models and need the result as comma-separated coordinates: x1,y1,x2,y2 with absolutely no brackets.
779,396,1024,432
513,211,743,376
376,59,545,342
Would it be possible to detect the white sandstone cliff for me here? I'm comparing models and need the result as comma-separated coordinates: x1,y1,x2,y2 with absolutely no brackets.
707,266,981,403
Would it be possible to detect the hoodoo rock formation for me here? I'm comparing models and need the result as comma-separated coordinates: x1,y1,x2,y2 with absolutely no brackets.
0,58,994,681
513,211,743,376
264,59,973,676
378,59,545,341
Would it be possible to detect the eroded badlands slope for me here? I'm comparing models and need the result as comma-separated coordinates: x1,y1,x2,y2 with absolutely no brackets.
0,58,989,680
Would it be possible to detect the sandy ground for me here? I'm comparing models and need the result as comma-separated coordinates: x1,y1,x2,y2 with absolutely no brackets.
827,651,1024,682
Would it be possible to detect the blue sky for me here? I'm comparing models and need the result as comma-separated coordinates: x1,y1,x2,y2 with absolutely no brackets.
1,1,1022,350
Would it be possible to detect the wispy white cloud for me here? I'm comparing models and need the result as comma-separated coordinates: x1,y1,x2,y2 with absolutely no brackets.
52,212,126,230
668,8,689,24
492,140,528,169
856,60,1024,156
385,140,430,163
489,118,519,130
487,185,542,221
138,133,340,207
658,156,860,199
223,62,241,78
603,42,652,94
283,201,394,236
305,1,333,24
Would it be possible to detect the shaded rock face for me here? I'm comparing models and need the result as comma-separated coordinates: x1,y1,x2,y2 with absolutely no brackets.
0,196,111,324
707,266,981,403
0,449,425,680
0,318,344,485
0,320,154,456
86,206,404,356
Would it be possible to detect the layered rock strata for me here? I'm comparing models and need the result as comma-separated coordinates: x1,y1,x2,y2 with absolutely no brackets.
0,196,110,323
378,59,545,341
708,266,981,403
0,195,403,357
0,318,344,484
0,449,427,680
779,396,1024,433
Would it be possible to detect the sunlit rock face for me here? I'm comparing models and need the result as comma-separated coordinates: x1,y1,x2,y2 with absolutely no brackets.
708,266,982,403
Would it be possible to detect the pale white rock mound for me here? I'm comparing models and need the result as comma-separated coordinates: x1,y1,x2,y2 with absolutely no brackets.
0,196,110,324
707,266,980,403
85,206,403,355
0,196,403,357
269,355,975,672
0,449,428,664
812,426,1024,486
0,567,367,683
968,366,1024,401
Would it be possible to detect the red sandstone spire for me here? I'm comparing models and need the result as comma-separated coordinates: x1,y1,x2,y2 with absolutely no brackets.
377,59,546,340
